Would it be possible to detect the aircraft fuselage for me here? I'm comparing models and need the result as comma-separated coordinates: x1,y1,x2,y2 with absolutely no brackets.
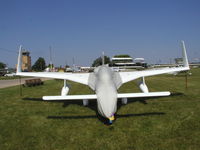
94,66,118,118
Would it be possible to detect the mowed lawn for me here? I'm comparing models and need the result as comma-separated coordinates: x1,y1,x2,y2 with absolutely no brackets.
0,68,200,150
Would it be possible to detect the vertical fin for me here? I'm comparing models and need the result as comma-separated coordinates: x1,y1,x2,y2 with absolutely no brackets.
181,41,189,68
17,45,22,73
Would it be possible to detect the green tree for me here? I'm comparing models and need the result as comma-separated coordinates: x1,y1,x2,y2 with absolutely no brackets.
32,57,46,71
113,54,131,58
92,56,110,67
48,63,54,69
0,62,6,69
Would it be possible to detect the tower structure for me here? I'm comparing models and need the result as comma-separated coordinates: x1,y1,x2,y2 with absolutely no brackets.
21,50,31,71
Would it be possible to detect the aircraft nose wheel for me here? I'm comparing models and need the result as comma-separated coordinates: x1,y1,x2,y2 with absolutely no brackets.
108,115,115,124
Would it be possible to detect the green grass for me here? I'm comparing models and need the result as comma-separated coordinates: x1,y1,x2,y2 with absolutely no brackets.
0,68,200,150
0,76,27,80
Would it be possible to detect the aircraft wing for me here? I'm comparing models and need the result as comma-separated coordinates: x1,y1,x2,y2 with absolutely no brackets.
43,94,97,100
117,91,170,98
16,72,90,85
43,91,170,100
16,45,90,85
119,41,190,84
119,66,189,84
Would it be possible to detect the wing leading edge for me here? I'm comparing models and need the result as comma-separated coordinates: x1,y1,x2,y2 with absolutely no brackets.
43,94,97,100
16,72,90,85
43,91,170,101
117,91,170,98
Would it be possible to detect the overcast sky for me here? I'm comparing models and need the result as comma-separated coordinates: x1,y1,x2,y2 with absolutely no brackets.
0,0,200,67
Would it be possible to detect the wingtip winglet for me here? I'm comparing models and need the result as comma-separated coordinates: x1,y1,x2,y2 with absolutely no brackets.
181,41,189,69
17,45,22,73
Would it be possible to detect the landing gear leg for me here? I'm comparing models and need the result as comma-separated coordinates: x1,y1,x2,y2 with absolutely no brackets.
83,99,89,106
121,98,128,104
61,79,69,96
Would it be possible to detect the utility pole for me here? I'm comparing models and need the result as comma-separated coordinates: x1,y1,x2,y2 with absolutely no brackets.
49,46,53,71
170,58,172,65
72,57,75,72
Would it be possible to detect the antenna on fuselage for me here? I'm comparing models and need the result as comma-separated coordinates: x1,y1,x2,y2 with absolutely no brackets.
102,51,105,65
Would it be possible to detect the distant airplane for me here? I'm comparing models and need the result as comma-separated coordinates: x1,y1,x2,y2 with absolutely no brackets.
16,41,190,124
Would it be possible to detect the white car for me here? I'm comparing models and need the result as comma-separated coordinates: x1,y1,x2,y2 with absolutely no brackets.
4,73,16,77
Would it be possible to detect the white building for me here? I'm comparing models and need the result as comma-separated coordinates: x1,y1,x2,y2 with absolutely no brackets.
111,56,147,70
111,57,135,67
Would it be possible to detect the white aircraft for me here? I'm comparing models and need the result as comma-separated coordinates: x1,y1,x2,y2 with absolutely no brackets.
16,41,190,123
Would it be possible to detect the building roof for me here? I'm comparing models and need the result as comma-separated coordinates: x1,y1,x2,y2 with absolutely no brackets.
112,57,133,60
134,58,145,61
114,62,135,65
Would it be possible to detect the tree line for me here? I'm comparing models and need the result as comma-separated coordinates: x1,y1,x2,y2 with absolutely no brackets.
0,54,131,71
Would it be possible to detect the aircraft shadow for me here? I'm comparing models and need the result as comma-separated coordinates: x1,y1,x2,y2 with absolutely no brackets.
47,112,166,119
22,97,43,101
170,92,185,97
47,112,165,125
116,112,165,118
47,115,96,119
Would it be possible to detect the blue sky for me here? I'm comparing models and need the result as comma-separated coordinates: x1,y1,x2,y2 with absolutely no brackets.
0,0,200,67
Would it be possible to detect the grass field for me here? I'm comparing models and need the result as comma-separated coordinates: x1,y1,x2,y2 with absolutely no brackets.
0,68,200,150
0,76,27,80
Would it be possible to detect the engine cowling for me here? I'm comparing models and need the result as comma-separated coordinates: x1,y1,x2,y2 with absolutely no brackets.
138,77,149,93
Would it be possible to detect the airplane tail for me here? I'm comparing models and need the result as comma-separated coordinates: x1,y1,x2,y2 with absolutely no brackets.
17,45,22,73
181,41,189,68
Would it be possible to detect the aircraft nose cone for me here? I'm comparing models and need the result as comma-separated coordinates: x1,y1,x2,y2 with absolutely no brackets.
97,90,117,118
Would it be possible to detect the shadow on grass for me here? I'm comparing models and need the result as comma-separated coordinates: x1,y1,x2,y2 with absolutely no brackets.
47,115,96,119
43,96,166,125
22,97,43,101
170,92,185,97
47,112,166,119
22,95,174,125
47,112,165,125
116,112,165,118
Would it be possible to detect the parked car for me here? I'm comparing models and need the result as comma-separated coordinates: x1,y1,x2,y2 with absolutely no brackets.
4,73,16,77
